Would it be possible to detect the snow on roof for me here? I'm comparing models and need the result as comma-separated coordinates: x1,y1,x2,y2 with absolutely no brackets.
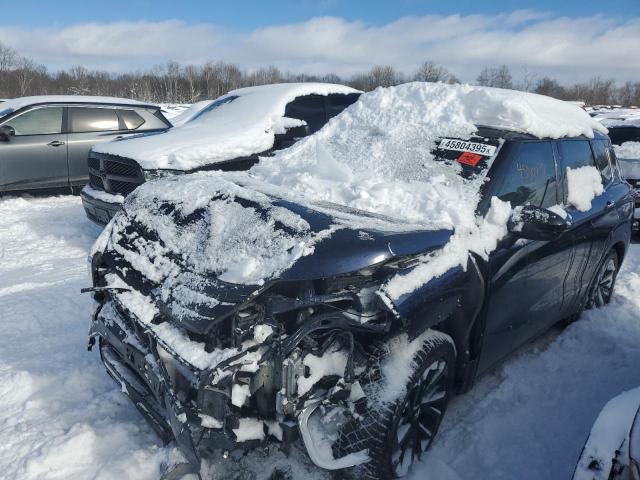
0,95,149,118
93,83,360,171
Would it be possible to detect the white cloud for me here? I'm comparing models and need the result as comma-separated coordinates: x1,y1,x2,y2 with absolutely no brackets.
0,12,638,84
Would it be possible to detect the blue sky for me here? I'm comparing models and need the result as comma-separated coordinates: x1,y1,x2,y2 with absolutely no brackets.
7,0,637,30
0,1,638,84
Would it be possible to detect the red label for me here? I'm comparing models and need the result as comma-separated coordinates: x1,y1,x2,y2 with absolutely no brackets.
457,152,483,167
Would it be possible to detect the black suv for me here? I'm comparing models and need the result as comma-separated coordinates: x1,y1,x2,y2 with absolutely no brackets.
87,120,633,478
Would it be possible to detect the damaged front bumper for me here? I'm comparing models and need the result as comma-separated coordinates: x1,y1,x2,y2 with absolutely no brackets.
88,295,377,475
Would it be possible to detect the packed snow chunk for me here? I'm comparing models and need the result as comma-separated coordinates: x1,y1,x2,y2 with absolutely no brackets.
566,166,604,212
614,141,640,160
376,329,454,405
253,324,274,344
573,387,640,480
198,414,223,429
383,197,511,300
232,383,251,407
297,347,349,396
81,184,124,204
233,418,265,442
93,83,359,171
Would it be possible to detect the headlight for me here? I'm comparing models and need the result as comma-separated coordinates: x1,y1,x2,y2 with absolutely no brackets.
143,169,181,181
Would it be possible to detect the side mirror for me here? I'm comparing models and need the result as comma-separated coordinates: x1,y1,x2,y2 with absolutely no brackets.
0,125,15,141
508,205,570,241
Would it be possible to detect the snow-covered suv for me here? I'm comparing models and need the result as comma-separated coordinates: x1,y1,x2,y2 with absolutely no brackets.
86,83,634,479
80,83,360,225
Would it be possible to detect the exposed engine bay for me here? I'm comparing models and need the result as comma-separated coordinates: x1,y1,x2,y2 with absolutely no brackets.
88,254,403,476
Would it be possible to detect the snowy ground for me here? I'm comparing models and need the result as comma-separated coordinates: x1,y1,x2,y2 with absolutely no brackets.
0,194,638,480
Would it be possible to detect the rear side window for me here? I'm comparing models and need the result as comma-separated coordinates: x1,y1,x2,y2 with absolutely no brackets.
495,141,558,208
285,95,326,133
591,140,612,183
326,93,360,120
3,106,63,135
118,109,145,130
557,139,598,203
70,107,119,133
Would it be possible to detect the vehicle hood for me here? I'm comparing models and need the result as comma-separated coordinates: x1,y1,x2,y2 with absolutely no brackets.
95,172,451,334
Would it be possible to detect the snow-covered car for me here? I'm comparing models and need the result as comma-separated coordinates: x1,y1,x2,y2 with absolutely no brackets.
86,83,634,479
0,96,171,194
80,83,361,225
573,387,640,480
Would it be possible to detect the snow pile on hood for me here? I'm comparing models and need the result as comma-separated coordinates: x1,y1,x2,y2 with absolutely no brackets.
566,166,604,212
0,95,146,118
614,141,640,160
93,83,359,171
100,175,324,286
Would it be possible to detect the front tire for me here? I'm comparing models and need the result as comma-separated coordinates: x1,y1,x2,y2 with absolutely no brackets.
334,331,456,480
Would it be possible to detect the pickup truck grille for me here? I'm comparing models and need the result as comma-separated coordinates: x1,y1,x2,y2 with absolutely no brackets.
87,151,144,196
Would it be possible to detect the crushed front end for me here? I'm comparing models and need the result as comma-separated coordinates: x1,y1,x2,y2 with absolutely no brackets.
87,245,400,474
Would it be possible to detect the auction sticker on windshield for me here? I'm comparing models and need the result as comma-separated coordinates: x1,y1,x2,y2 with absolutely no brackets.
438,139,497,157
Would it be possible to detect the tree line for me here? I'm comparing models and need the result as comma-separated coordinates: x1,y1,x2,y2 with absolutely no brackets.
0,41,638,106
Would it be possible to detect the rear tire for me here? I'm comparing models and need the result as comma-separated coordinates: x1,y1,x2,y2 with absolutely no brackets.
334,331,456,480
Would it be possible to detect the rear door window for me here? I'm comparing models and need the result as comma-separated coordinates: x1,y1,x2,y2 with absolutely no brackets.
69,107,119,133
3,106,63,135
556,139,598,202
284,95,326,133
495,141,558,208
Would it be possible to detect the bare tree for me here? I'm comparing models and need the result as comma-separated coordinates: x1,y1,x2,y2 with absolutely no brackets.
0,41,16,73
476,65,514,89
413,61,451,83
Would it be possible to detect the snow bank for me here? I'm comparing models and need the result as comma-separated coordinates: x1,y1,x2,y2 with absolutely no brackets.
566,166,604,212
0,95,147,118
93,83,359,171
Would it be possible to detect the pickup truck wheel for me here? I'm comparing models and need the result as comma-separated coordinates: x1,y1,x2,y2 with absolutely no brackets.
333,331,456,480
587,250,619,309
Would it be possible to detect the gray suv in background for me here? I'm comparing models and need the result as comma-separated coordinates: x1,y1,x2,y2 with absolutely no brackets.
0,96,171,194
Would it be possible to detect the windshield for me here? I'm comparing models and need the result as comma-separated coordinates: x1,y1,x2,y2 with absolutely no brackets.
188,95,238,123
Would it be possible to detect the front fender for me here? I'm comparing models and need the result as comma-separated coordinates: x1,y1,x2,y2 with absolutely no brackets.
384,255,485,379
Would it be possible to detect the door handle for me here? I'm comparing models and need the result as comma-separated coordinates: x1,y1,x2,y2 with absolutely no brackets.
47,140,65,147
605,200,615,209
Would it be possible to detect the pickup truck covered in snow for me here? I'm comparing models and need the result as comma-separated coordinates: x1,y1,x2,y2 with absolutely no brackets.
80,83,361,225
86,83,634,479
